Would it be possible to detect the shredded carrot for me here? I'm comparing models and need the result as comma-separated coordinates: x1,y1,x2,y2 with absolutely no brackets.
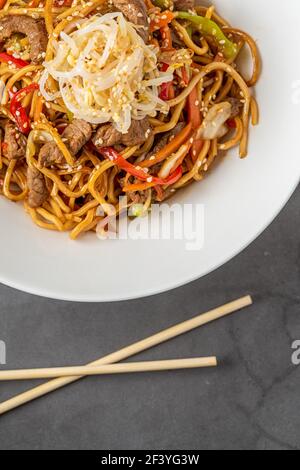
187,86,201,130
186,84,203,161
34,95,44,123
181,66,189,86
150,11,175,32
123,181,156,192
0,0,7,7
29,0,41,6
190,139,204,163
140,122,193,168
123,166,182,192
160,25,173,51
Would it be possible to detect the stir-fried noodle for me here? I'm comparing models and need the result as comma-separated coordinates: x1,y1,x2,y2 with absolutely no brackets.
0,0,260,239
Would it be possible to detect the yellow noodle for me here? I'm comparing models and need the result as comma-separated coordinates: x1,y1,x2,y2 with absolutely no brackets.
172,20,209,56
36,206,64,230
219,117,243,151
203,70,223,107
107,167,118,204
66,200,99,219
195,6,230,27
25,203,61,231
0,3,259,238
153,99,186,134
3,159,27,201
44,0,54,35
70,208,95,240
49,197,65,221
250,96,259,125
0,7,66,18
174,141,211,188
3,65,41,104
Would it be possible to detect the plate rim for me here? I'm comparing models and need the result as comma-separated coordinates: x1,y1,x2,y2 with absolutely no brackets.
0,0,299,302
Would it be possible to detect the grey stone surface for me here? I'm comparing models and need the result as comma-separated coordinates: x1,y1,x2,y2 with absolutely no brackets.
0,187,299,450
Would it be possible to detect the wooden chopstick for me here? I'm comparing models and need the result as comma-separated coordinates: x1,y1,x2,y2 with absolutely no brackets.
0,357,217,381
0,295,252,415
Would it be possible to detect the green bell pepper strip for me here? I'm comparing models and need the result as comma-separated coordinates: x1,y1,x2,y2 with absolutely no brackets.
185,25,193,37
152,0,171,9
176,11,237,59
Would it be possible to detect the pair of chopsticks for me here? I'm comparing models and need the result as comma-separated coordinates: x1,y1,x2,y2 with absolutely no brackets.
0,295,252,415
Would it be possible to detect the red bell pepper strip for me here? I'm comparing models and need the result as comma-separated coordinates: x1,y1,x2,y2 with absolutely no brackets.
159,62,174,100
10,83,39,134
122,166,182,192
159,81,175,100
150,10,175,32
99,147,182,187
0,52,29,69
181,66,189,87
226,118,236,129
159,82,170,100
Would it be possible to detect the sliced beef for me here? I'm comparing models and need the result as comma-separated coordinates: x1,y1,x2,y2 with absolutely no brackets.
112,0,149,41
63,119,92,155
27,166,49,208
3,121,27,160
0,15,48,64
173,0,195,11
93,123,121,148
93,118,152,149
39,141,61,167
39,119,92,167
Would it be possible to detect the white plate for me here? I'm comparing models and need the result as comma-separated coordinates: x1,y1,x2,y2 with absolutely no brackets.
0,0,299,301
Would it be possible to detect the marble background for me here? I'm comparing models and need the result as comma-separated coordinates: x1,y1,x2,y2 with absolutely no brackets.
0,187,299,450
